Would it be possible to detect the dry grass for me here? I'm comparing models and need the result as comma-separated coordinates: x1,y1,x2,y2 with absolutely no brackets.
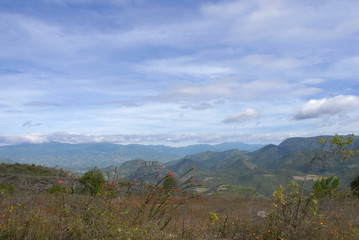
0,182,358,240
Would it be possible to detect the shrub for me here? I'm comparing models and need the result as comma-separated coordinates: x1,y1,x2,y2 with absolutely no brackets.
351,174,359,196
312,176,339,198
48,184,62,194
267,182,319,239
78,167,105,195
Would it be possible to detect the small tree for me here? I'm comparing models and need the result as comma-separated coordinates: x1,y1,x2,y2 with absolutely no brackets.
79,167,105,195
312,176,339,198
351,174,359,196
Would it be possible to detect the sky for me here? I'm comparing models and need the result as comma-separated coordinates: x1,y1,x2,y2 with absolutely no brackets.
0,0,359,146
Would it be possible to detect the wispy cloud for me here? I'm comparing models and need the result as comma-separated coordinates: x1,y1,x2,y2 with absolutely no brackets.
139,57,233,78
200,0,359,43
24,101,70,107
223,108,261,123
22,121,42,128
181,103,213,111
240,54,315,70
0,0,358,145
148,78,324,103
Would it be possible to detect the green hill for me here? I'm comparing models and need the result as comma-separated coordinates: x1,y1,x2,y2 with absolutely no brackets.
0,163,78,194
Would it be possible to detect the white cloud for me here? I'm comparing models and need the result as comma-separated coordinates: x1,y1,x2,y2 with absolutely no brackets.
149,78,323,103
0,133,48,145
294,95,359,120
0,131,300,146
223,108,261,123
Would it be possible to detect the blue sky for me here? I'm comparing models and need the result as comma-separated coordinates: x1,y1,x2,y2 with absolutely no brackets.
0,0,359,146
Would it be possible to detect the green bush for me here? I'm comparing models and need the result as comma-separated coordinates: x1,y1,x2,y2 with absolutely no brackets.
0,184,16,194
48,185,63,194
312,176,339,198
78,167,105,195
351,174,359,196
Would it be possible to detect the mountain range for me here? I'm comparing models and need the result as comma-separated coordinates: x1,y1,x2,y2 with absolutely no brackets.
0,136,358,196
112,136,359,195
0,141,263,169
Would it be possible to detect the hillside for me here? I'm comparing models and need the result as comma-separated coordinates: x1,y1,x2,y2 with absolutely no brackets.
129,161,169,181
108,135,359,196
0,163,78,193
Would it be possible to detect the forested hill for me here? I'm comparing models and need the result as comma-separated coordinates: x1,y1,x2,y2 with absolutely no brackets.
109,135,359,195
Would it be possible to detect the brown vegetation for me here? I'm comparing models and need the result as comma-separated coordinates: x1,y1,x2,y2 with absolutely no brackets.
0,177,358,239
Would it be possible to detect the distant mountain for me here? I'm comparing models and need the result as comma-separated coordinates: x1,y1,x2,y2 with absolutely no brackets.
0,141,263,169
109,135,359,196
128,161,169,181
210,142,264,152
101,159,147,179
248,136,327,165
107,150,254,182
168,149,251,170
246,136,359,194
101,159,170,183
277,136,330,154
250,135,359,166
1,136,358,196
119,159,146,172
168,158,207,175
248,144,280,164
